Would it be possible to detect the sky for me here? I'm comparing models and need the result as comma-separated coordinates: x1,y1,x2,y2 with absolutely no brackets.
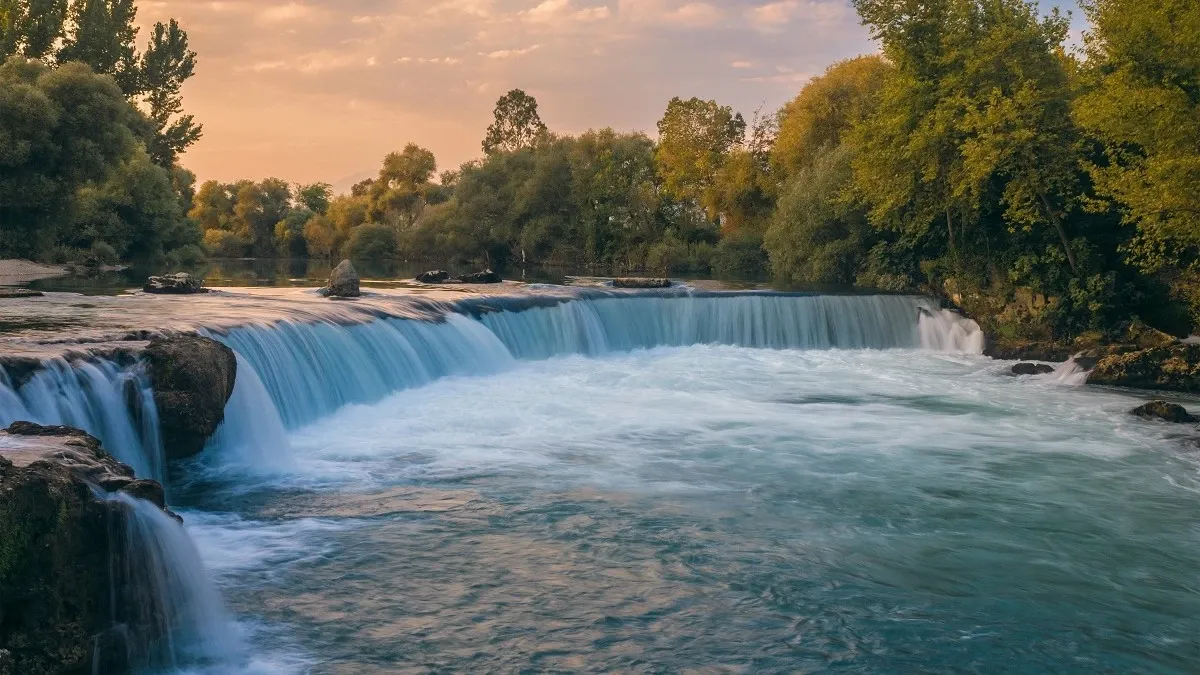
136,0,1083,192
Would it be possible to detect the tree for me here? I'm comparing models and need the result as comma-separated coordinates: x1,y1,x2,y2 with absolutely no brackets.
297,182,332,215
139,18,200,167
655,96,746,221
58,0,140,95
765,145,873,284
0,57,138,257
369,144,436,227
851,0,1081,272
772,55,891,179
1,0,68,59
1074,0,1200,273
482,89,548,155
68,147,189,260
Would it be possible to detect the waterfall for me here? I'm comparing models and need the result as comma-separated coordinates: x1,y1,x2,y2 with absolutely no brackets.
1,293,982,466
214,293,981,434
201,354,295,472
97,491,243,674
0,359,164,481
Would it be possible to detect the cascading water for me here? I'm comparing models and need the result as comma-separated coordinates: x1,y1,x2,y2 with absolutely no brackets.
0,359,164,481
212,293,982,434
97,491,244,674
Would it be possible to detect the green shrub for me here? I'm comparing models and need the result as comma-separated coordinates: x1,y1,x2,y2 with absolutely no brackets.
346,223,399,260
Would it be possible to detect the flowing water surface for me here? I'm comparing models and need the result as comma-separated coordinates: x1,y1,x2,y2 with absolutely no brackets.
5,292,1199,673
173,346,1200,674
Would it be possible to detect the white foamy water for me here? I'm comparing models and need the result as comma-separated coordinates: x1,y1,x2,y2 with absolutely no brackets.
179,345,1200,673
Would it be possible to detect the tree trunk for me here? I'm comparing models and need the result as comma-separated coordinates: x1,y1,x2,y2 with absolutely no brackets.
1039,192,1079,275
945,208,957,254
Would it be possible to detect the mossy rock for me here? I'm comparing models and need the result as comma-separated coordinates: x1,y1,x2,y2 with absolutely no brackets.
0,423,175,674
1088,344,1200,392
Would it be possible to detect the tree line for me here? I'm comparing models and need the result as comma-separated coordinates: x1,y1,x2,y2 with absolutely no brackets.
2,0,1197,339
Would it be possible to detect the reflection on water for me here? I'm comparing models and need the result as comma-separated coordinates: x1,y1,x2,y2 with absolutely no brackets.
25,258,789,295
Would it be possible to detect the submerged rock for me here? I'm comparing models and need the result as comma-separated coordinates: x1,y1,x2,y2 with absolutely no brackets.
416,270,451,284
146,335,237,459
1011,362,1055,376
143,272,206,295
322,259,361,298
613,277,672,289
457,270,502,284
0,423,177,674
1130,401,1197,424
1088,344,1200,392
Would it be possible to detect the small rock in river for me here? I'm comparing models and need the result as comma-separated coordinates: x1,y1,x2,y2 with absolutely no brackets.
1130,400,1197,424
1011,363,1055,376
143,272,206,294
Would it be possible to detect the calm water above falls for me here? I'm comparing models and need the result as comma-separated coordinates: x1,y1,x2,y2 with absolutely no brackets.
174,346,1200,674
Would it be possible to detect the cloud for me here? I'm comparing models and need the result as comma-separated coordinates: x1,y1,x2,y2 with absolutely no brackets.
483,45,542,59
258,2,317,23
521,0,612,23
747,0,849,32
731,60,755,69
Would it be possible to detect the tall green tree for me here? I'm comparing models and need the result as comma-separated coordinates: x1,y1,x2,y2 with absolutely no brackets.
58,0,139,94
655,96,746,221
369,143,437,227
852,0,1081,271
139,18,200,167
772,55,891,179
1,0,67,58
482,89,548,155
1074,0,1200,273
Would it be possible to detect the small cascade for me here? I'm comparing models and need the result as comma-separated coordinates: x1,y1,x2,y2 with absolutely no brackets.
1051,358,1091,385
98,491,244,674
917,307,987,354
0,359,164,481
202,354,294,471
210,314,516,429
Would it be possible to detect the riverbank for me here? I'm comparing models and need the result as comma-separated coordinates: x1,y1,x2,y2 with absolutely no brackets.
0,260,66,286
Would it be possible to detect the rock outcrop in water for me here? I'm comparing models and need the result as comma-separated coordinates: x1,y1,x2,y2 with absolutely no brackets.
613,277,671,289
1130,401,1197,424
146,335,237,459
0,423,175,674
321,260,361,298
1011,362,1055,376
416,270,451,284
458,270,502,284
1087,344,1200,392
144,272,207,294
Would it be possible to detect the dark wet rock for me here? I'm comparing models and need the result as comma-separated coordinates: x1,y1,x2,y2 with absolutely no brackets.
457,270,502,284
1131,401,1197,424
146,335,237,460
1011,363,1055,376
322,259,361,298
1088,344,1200,393
983,339,1071,362
613,277,672,289
0,423,176,674
0,288,42,298
143,272,207,295
416,270,451,284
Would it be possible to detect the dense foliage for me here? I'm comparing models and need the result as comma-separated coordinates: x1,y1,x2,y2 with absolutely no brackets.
0,0,201,263
3,0,1198,340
